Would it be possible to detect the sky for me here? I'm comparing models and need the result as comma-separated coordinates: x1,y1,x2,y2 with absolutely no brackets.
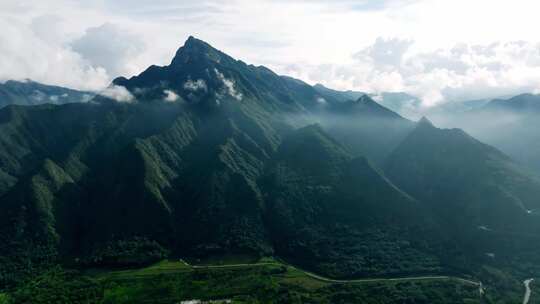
2,0,540,106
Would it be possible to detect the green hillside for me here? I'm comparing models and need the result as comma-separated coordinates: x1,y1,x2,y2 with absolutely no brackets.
385,117,540,272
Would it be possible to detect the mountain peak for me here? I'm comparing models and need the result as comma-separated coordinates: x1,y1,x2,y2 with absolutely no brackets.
170,36,223,66
184,36,209,48
417,116,434,127
356,94,374,104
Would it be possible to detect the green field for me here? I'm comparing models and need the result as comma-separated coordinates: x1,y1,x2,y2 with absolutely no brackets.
3,258,526,303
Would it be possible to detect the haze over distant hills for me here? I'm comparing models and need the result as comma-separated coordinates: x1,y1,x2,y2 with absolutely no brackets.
485,93,540,111
429,93,540,174
0,80,93,108
315,84,540,176
1,36,540,303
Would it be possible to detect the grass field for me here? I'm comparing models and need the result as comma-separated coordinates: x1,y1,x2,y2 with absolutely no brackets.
0,293,9,304
91,258,484,303
6,257,506,303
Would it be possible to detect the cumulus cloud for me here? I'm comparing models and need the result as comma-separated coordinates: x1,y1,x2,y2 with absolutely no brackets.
71,23,146,78
0,17,109,90
214,69,242,100
30,14,64,44
404,40,540,105
283,37,540,107
99,85,134,102
183,78,207,92
3,0,540,108
163,89,180,102
354,37,414,70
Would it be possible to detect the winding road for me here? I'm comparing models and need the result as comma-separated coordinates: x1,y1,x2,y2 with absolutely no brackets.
124,259,532,302
523,279,534,304
186,260,482,290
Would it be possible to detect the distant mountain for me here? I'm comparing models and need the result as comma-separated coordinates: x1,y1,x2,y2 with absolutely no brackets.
371,94,492,120
386,117,540,227
436,93,540,174
485,93,540,112
385,117,540,266
313,85,519,122
435,98,492,113
313,83,365,103
313,84,422,119
372,92,422,118
322,95,416,164
328,94,405,119
0,80,92,108
306,85,417,165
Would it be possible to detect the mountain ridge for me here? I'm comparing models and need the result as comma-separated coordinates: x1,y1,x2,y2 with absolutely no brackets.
0,37,440,288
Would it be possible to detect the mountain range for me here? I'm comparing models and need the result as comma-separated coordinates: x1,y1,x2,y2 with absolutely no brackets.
1,36,540,299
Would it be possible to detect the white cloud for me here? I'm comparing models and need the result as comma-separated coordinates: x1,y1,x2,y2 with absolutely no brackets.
214,69,242,100
71,23,146,78
183,79,207,92
163,89,180,102
2,0,540,106
282,38,540,107
99,85,134,102
404,41,540,105
354,37,414,70
316,97,327,104
0,17,109,90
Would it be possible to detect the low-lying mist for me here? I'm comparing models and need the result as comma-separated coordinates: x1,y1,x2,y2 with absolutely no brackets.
427,105,540,174
282,107,415,166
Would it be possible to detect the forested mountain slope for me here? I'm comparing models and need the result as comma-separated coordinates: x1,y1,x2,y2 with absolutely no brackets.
1,37,540,296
